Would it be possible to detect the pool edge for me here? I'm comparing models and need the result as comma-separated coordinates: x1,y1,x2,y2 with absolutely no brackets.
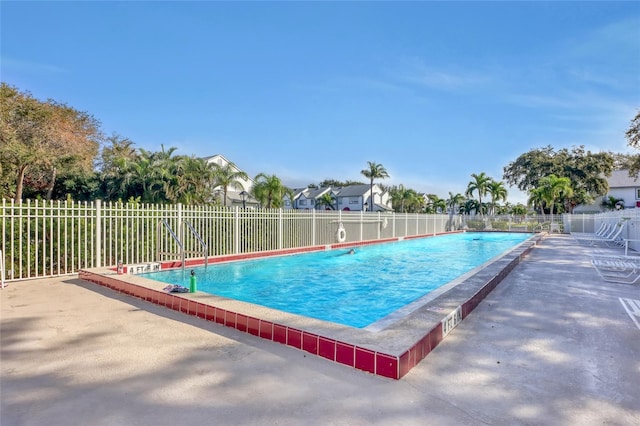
78,231,542,380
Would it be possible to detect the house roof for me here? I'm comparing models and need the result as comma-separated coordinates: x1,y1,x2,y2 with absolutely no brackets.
608,169,640,188
335,184,372,197
203,154,255,186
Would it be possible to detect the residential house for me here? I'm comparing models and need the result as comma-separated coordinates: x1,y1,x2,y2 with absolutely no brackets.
286,186,337,210
574,169,640,212
203,154,258,208
602,169,640,209
284,184,393,212
335,184,393,212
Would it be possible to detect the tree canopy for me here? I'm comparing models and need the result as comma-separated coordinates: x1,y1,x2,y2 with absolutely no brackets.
624,110,640,177
2,82,632,214
0,83,102,201
503,145,613,210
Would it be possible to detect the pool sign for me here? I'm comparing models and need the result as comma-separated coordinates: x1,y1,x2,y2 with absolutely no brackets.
442,306,463,337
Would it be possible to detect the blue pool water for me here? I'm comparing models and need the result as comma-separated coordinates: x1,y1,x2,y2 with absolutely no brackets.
141,232,532,328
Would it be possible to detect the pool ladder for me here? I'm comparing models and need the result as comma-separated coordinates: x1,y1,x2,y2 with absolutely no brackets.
156,219,208,270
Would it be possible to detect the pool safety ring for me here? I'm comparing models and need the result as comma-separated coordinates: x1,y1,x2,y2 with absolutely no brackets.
336,223,347,243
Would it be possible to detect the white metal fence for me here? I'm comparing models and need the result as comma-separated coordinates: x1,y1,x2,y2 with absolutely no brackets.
2,198,568,282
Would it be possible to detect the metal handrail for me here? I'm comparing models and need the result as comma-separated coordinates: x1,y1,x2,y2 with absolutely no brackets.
157,219,185,270
182,220,208,268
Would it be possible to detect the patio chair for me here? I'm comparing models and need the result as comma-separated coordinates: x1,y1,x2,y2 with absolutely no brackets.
574,222,626,247
571,222,610,239
590,254,640,284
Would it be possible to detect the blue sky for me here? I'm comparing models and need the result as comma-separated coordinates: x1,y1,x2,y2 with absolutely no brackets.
2,1,639,204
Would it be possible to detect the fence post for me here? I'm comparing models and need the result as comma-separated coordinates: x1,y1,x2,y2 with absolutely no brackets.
278,209,283,250
312,209,316,246
234,206,240,254
433,214,436,236
95,199,102,268
392,212,396,238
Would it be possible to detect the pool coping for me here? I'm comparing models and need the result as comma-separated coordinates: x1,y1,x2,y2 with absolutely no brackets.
78,231,542,380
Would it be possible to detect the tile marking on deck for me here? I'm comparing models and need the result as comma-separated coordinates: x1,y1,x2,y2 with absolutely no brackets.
619,298,640,330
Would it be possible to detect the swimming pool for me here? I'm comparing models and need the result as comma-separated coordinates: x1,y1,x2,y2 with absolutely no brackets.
141,232,532,328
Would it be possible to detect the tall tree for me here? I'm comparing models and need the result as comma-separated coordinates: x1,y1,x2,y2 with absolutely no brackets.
211,161,248,207
0,83,102,201
625,110,640,177
466,172,492,216
503,145,613,210
252,173,290,208
316,192,336,210
360,161,389,211
99,134,139,200
165,156,215,205
487,180,508,215
41,101,101,199
528,188,546,219
536,174,573,221
426,194,446,214
446,192,465,230
1,84,54,201
626,110,640,149
390,184,414,213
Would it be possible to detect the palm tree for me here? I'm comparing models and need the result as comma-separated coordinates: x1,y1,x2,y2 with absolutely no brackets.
211,162,249,207
391,184,414,213
316,192,336,210
528,187,546,220
488,180,508,216
252,173,291,208
446,192,465,230
426,194,446,214
165,156,214,205
537,174,573,221
466,172,492,217
601,195,624,211
360,161,389,211
510,203,528,216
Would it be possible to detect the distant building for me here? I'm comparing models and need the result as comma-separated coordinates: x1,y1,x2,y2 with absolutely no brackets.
284,184,393,212
203,154,258,208
574,169,640,212
203,154,393,211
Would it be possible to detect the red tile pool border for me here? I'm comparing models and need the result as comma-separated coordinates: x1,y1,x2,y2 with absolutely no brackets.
79,232,538,379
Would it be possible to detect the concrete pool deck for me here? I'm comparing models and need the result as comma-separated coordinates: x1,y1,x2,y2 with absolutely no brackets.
1,234,639,424
77,232,540,379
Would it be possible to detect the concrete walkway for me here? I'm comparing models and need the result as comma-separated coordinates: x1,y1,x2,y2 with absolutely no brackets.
2,234,639,425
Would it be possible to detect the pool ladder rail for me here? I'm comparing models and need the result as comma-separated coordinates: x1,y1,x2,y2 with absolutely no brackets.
156,219,208,271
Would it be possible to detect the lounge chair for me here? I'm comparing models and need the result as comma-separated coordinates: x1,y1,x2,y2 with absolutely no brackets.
574,222,626,247
590,254,640,284
571,222,610,239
